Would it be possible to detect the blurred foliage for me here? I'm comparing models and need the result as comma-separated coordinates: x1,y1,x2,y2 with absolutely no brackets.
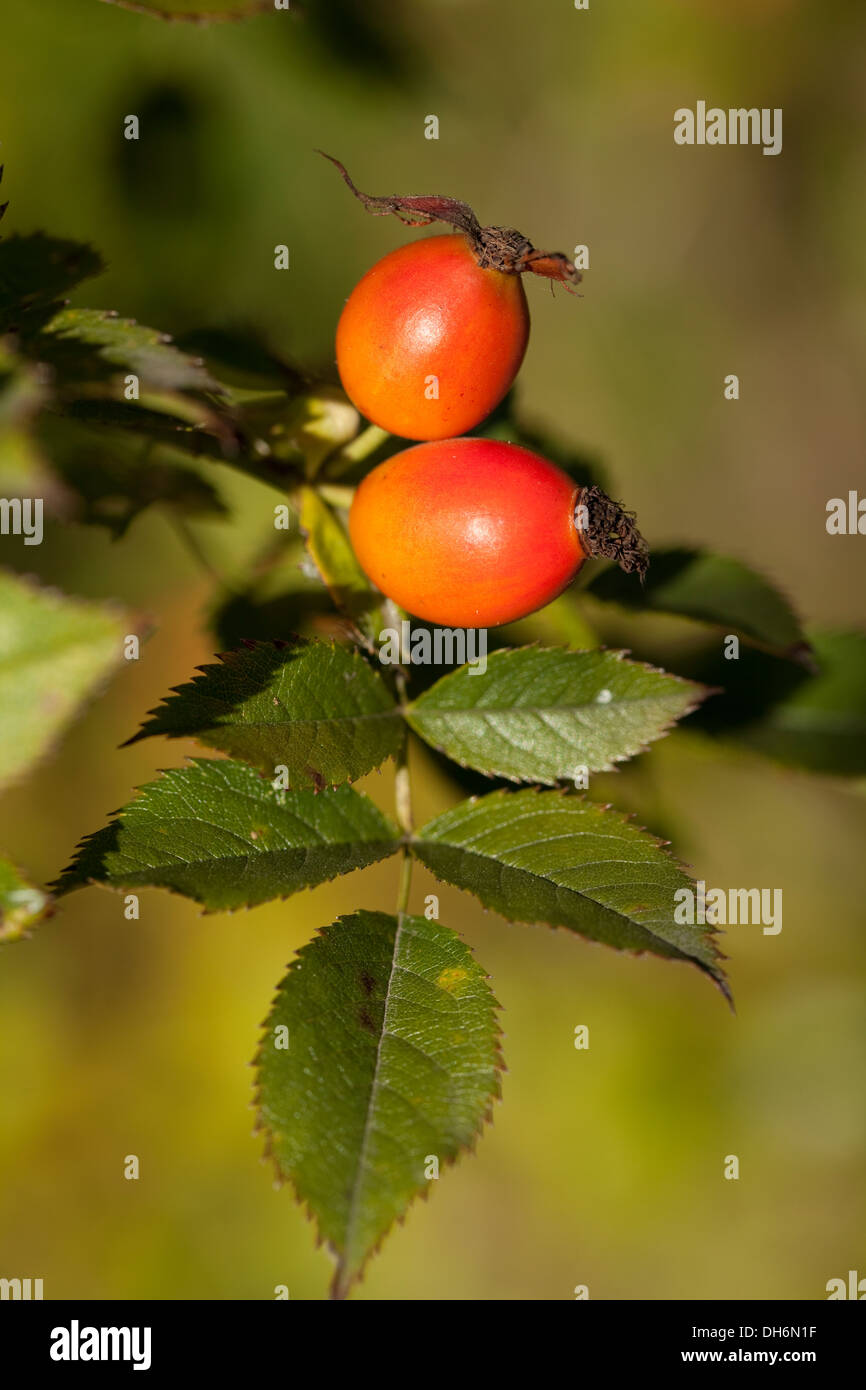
588,548,807,656
0,0,864,1302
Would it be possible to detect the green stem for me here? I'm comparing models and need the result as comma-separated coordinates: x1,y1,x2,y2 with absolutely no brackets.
326,423,390,478
393,666,414,918
316,482,356,511
331,669,413,1304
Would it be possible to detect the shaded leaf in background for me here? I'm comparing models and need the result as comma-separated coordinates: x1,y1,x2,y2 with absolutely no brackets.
53,759,400,910
0,571,127,791
299,485,384,647
588,548,807,657
175,327,306,394
45,434,227,538
0,342,52,491
407,646,704,783
37,308,222,394
255,909,501,1298
0,857,51,943
209,537,336,649
413,789,729,996
54,397,240,461
734,630,866,776
126,639,402,787
669,642,809,737
0,233,104,338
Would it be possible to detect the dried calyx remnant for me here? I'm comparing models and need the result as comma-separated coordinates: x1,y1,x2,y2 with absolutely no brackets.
577,485,649,578
319,151,581,290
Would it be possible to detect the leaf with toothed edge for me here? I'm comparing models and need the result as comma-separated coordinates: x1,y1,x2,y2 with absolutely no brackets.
406,646,706,784
412,789,730,999
37,308,223,394
255,909,503,1298
52,760,401,911
124,639,403,787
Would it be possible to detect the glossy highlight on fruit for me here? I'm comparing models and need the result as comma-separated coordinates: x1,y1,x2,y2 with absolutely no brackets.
349,438,585,628
336,235,529,441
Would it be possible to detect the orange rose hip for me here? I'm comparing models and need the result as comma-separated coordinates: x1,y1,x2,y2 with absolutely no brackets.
336,235,529,441
348,438,648,628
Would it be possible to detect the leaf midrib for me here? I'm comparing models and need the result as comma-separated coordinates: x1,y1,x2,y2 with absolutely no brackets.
87,835,399,887
338,914,405,1285
409,693,689,720
412,836,711,969
187,707,399,730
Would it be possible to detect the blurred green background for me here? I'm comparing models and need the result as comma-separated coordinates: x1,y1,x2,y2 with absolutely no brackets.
1,0,865,1300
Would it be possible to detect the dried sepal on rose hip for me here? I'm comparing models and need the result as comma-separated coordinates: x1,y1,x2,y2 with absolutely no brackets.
320,152,581,287
349,437,648,629
322,153,581,441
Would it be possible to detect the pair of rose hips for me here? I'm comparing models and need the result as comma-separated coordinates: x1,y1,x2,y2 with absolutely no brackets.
329,159,645,628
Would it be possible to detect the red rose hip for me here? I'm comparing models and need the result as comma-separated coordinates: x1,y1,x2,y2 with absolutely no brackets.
348,437,648,628
336,235,529,441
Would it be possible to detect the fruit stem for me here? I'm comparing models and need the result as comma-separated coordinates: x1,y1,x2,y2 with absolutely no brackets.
327,423,390,478
393,667,414,918
576,485,650,579
381,594,415,918
316,483,356,510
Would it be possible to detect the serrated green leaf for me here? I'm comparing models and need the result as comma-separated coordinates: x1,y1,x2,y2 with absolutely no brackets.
0,572,127,791
407,646,704,783
53,759,400,910
0,234,104,337
0,857,51,943
126,639,402,787
413,790,729,996
734,630,866,775
588,548,807,657
39,308,222,394
255,909,502,1297
299,485,384,647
